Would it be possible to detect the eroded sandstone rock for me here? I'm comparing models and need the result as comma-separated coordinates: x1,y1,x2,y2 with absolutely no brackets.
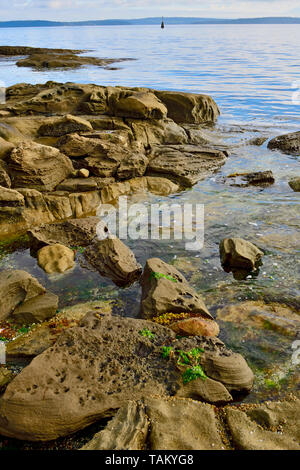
7,141,74,191
28,217,101,251
0,313,253,441
220,238,264,273
85,238,142,287
37,244,75,274
226,398,300,450
109,91,167,120
170,317,220,338
6,299,113,358
0,270,58,324
140,258,212,320
38,114,93,137
268,131,300,155
147,145,227,186
289,177,300,192
154,90,220,124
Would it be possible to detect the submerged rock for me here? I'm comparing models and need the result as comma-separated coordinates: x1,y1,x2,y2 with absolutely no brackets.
219,238,264,273
226,170,275,187
268,131,300,155
84,238,142,287
0,270,58,324
140,258,212,320
0,313,253,441
37,244,75,274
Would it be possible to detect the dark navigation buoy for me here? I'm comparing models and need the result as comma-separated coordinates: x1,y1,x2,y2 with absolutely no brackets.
161,17,165,29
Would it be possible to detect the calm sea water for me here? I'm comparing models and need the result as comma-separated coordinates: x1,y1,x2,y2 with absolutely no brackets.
0,25,299,400
0,24,300,127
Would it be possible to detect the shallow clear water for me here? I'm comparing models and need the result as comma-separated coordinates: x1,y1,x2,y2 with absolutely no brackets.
0,24,299,401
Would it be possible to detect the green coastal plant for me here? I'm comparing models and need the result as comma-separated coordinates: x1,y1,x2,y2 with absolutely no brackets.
161,346,173,359
182,366,207,384
161,345,207,384
139,328,155,340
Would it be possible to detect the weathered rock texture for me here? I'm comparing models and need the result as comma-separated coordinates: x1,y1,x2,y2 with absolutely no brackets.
38,114,93,137
81,396,300,451
0,270,58,323
28,217,101,251
0,82,224,237
37,244,75,274
84,238,142,287
220,238,264,273
147,145,227,187
140,258,212,320
81,401,149,450
0,46,131,71
268,131,300,155
6,299,113,358
7,141,74,191
226,398,300,450
0,313,253,441
289,177,300,192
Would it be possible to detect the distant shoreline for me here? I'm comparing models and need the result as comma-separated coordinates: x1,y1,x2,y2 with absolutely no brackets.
0,17,300,28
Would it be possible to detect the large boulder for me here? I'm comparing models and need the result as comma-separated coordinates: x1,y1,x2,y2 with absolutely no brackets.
154,90,220,124
109,91,167,120
7,141,74,191
268,131,300,155
220,238,264,273
140,258,212,320
0,270,58,324
37,244,75,274
38,114,93,137
0,313,253,441
84,238,142,287
147,145,227,187
28,217,101,251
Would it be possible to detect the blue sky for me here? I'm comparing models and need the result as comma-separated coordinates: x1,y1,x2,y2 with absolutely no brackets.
1,0,300,21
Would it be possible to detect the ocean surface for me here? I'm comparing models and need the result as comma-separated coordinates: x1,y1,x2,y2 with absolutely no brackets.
0,24,299,401
0,24,300,127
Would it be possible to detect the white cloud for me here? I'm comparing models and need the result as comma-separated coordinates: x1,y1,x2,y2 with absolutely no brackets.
0,0,300,20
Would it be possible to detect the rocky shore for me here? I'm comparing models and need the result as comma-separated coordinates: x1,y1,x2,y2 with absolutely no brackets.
0,80,299,450
0,46,133,70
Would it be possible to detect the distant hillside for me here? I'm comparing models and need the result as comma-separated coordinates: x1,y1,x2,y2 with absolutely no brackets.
0,17,300,28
